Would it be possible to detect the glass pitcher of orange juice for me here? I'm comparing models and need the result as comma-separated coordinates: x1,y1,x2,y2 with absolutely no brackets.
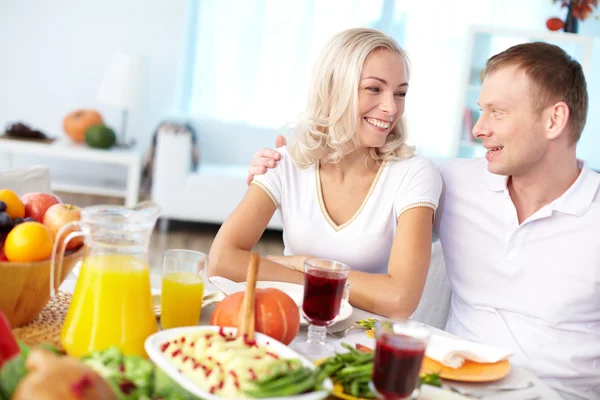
50,201,160,358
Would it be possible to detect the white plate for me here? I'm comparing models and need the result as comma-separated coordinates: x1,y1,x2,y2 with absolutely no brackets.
145,326,332,400
240,281,353,326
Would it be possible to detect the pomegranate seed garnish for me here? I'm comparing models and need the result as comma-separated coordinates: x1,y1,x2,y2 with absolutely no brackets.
171,349,182,358
160,342,170,352
249,368,258,381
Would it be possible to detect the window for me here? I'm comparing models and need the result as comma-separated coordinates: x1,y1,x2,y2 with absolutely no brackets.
180,0,559,159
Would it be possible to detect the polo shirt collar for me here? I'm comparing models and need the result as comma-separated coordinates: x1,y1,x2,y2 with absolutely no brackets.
554,161,600,216
483,168,508,192
483,160,600,216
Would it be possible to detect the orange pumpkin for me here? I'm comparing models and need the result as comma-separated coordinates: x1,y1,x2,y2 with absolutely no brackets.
210,288,300,345
63,109,103,142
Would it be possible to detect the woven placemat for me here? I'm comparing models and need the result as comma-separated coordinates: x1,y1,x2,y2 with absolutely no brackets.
12,291,71,350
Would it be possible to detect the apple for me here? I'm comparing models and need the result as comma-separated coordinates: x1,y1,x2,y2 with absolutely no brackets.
20,192,61,222
43,203,83,251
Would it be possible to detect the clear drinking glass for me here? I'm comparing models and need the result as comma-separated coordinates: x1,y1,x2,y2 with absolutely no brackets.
294,258,350,359
370,319,431,400
160,249,207,329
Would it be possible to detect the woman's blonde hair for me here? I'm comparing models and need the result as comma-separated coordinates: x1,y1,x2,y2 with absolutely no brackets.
289,28,415,167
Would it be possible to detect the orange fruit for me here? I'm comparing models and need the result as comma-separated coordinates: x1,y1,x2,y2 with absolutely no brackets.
0,189,25,219
5,222,53,262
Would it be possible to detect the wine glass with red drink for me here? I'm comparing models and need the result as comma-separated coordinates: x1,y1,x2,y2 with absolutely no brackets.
370,320,431,400
294,258,350,358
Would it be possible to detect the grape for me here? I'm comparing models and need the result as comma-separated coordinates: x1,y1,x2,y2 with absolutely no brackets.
0,213,13,233
0,201,6,213
13,217,24,225
23,217,37,223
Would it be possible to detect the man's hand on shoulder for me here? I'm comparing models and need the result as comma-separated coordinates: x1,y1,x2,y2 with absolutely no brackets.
246,135,286,184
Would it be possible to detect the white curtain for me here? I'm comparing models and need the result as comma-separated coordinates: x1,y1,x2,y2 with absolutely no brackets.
182,0,556,159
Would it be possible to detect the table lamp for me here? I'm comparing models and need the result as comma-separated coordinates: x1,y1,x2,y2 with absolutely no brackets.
97,51,145,148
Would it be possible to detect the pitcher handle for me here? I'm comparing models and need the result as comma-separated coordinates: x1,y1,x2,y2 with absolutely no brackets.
50,221,83,297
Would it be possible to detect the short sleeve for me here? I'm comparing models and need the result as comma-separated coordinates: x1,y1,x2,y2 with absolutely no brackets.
393,157,442,218
250,146,289,208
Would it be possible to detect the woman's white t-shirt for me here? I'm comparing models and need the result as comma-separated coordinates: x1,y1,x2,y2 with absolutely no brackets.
252,146,442,274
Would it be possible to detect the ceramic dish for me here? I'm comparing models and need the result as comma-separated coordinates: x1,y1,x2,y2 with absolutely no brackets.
145,326,333,400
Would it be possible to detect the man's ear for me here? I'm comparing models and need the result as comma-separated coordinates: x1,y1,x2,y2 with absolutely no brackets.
546,101,570,140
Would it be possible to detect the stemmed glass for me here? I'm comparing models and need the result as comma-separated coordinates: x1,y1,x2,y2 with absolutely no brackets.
294,258,350,359
370,319,431,400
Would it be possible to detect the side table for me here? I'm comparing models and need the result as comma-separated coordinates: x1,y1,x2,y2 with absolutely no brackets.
0,137,143,207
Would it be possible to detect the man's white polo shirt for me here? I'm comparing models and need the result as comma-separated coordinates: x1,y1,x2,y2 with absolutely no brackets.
436,158,600,400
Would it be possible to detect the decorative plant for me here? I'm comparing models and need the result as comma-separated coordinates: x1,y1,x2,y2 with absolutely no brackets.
547,0,599,31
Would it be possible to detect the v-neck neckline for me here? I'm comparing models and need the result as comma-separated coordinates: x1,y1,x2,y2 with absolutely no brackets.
315,160,387,232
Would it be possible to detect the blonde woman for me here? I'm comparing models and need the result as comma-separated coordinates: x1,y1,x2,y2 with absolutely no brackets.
208,28,441,318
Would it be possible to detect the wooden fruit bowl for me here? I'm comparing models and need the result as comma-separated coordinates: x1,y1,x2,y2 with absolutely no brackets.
0,246,85,327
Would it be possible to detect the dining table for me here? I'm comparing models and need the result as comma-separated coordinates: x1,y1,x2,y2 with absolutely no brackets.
57,277,563,400
196,280,562,400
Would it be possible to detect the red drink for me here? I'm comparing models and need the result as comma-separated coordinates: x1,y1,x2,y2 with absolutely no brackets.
302,270,346,326
372,333,426,399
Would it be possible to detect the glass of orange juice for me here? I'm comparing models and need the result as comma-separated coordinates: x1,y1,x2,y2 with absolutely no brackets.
160,249,207,329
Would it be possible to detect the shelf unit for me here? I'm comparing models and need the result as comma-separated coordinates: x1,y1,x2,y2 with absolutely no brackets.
0,137,143,207
454,26,599,160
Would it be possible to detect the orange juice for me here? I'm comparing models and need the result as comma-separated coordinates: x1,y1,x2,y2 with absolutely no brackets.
160,271,205,329
61,254,157,357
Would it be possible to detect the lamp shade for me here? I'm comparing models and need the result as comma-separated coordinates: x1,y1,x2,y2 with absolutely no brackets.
97,52,145,109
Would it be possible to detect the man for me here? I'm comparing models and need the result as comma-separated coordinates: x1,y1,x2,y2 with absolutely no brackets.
246,42,600,399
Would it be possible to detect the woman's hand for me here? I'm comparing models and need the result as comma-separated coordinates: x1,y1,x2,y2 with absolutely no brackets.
265,254,311,272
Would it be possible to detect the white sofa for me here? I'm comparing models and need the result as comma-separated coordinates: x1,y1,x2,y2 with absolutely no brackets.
151,118,283,231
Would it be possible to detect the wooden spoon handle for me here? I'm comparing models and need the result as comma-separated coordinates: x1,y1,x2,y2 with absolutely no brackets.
238,252,260,340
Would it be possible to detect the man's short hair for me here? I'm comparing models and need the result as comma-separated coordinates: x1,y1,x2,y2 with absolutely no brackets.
485,42,588,143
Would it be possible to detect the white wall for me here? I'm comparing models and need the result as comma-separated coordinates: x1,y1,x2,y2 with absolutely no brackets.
0,0,187,158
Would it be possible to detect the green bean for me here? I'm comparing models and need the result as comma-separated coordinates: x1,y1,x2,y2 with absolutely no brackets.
341,343,360,354
350,380,360,397
246,373,316,398
255,368,312,391
337,363,373,377
317,362,343,382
